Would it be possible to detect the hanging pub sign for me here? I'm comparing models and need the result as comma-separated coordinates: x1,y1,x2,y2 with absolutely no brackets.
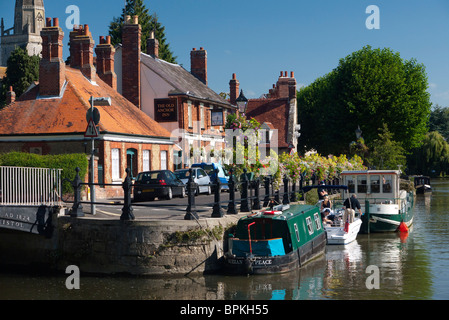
154,98,178,122
211,110,224,126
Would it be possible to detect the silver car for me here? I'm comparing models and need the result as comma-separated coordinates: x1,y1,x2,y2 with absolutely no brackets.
175,168,212,195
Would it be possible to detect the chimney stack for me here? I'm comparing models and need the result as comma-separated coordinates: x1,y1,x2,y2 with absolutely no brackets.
6,86,15,104
147,30,159,58
39,17,65,96
122,15,141,109
191,47,207,85
95,35,117,89
229,73,239,105
69,24,96,81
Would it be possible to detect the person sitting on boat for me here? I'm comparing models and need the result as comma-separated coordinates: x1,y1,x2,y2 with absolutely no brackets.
317,181,328,200
322,208,334,225
343,194,363,223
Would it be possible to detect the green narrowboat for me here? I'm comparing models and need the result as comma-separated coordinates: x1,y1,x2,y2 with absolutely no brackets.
224,204,326,275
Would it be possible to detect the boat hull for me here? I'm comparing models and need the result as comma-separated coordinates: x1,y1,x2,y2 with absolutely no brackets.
224,232,326,275
360,194,414,233
325,218,362,245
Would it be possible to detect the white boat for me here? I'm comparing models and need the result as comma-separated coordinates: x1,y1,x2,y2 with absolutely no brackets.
306,184,362,245
324,208,362,245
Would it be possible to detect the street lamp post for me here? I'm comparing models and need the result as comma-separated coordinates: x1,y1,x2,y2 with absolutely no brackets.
235,89,248,114
88,96,111,215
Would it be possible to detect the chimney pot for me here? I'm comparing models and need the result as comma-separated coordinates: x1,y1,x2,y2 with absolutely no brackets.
46,17,51,27
106,35,111,44
125,15,131,24
99,36,104,44
133,15,139,24
53,18,59,27
291,71,294,78
84,24,89,35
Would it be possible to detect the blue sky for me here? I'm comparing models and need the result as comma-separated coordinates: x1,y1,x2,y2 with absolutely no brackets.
2,0,449,107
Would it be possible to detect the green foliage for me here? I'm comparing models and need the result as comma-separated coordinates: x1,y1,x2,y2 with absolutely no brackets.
0,152,88,194
109,0,177,63
429,104,449,141
298,45,431,155
367,124,407,170
408,131,449,177
0,47,40,107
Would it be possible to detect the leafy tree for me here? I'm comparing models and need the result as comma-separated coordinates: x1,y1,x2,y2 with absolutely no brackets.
408,131,449,176
109,0,177,63
0,47,40,107
298,45,431,155
429,104,449,141
367,124,406,170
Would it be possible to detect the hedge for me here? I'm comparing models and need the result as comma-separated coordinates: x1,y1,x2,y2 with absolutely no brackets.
0,152,88,194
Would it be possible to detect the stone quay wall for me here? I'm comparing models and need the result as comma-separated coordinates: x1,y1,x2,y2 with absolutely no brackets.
0,212,243,276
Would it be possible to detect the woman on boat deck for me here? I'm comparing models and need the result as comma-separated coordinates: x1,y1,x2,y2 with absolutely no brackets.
321,196,334,225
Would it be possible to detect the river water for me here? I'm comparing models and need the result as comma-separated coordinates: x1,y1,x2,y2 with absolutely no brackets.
1,179,449,300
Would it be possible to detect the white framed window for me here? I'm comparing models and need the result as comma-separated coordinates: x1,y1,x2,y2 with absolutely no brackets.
111,148,120,181
200,103,204,129
142,150,150,172
188,100,193,128
161,150,167,170
314,212,322,230
294,223,300,242
306,216,314,235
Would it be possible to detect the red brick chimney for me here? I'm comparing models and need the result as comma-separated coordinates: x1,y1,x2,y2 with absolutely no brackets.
95,35,117,89
122,15,141,109
191,47,207,85
69,24,96,81
229,73,239,105
39,17,65,96
6,86,15,104
272,71,296,99
146,30,159,58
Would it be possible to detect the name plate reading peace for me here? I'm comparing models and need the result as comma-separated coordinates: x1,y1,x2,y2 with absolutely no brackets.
154,98,178,122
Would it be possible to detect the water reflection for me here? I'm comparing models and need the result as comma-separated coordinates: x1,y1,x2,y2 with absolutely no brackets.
3,180,449,300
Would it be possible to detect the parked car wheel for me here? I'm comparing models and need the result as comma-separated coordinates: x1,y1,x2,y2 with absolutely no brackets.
180,187,186,198
207,185,211,195
166,187,173,200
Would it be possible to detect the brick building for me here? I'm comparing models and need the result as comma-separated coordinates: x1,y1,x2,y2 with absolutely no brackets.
0,17,174,198
232,71,299,155
114,20,236,167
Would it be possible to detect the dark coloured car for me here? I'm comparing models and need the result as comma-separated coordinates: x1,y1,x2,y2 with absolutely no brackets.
133,170,186,201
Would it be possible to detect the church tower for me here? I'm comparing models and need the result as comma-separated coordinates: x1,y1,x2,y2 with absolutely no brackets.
0,0,45,66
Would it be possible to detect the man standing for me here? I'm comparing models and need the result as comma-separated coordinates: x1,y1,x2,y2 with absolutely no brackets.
343,194,363,223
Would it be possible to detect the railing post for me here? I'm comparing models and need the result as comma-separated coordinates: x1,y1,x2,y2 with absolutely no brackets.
185,168,198,220
211,168,224,217
252,178,261,210
70,167,84,217
283,174,290,205
227,168,238,214
290,179,297,202
263,175,271,207
240,168,251,212
121,168,135,221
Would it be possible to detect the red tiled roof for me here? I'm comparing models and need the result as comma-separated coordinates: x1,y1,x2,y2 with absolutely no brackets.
0,66,171,138
245,98,290,148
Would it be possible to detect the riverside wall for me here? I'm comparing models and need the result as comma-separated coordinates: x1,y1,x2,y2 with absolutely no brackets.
0,210,243,276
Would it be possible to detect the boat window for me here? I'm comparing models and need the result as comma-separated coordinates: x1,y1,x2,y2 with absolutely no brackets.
347,177,355,193
357,176,367,193
314,212,321,230
370,175,380,193
306,217,314,235
294,223,300,242
382,175,392,193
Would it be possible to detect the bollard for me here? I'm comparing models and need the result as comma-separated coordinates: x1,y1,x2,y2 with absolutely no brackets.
227,168,238,214
240,168,251,212
263,175,271,207
121,168,135,220
70,167,84,217
184,168,199,220
252,178,261,210
283,175,290,205
211,169,224,217
290,179,297,202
